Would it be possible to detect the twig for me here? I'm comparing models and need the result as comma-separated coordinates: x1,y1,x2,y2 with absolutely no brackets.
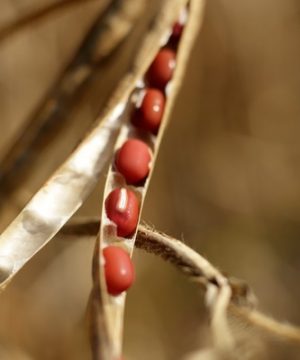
62,218,300,346
232,306,300,344
62,217,254,305
139,225,234,354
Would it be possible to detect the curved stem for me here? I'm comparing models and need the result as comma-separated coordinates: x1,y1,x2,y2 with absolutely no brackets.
62,218,300,345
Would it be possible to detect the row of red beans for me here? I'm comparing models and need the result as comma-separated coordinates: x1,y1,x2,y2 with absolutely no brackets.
103,21,184,297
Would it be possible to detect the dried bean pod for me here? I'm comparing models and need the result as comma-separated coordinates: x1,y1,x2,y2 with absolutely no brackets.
93,0,206,359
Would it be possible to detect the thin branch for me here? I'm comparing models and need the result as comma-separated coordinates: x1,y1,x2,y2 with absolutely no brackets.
62,218,255,306
62,218,300,345
0,0,99,43
232,306,300,344
138,224,235,354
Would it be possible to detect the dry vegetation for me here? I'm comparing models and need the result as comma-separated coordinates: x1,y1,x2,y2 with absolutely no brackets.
0,0,300,359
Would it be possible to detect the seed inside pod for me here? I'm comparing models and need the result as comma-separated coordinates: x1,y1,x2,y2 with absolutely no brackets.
115,139,152,184
103,246,135,295
172,21,184,39
132,88,165,134
105,188,139,237
147,48,176,89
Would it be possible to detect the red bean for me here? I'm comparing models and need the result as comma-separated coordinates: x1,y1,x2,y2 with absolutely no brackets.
147,49,176,89
172,21,184,39
115,139,151,184
132,88,165,134
103,246,135,295
105,188,139,237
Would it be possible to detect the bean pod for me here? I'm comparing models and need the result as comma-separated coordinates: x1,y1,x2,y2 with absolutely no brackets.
94,0,203,357
101,6,188,296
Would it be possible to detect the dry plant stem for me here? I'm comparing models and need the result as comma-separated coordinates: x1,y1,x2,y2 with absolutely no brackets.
91,1,206,358
231,306,300,344
0,0,144,203
63,218,254,305
138,227,232,354
0,0,100,43
61,219,300,346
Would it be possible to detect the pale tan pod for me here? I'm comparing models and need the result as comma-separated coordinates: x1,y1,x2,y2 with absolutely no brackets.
91,0,206,358
0,0,149,292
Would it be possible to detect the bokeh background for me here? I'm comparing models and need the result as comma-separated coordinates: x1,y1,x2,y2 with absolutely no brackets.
0,0,300,359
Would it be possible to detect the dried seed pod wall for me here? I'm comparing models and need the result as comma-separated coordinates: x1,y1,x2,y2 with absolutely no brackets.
91,0,205,358
1,1,300,359
0,0,147,291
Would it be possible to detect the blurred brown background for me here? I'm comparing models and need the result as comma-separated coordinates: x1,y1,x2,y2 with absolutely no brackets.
0,0,300,359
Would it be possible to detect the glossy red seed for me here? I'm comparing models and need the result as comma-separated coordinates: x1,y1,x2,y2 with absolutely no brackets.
172,21,184,39
103,246,135,295
133,88,165,133
147,49,176,89
105,188,139,237
115,139,151,184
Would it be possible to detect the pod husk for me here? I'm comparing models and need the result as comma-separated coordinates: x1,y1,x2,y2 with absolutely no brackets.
0,0,156,292
91,0,206,358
